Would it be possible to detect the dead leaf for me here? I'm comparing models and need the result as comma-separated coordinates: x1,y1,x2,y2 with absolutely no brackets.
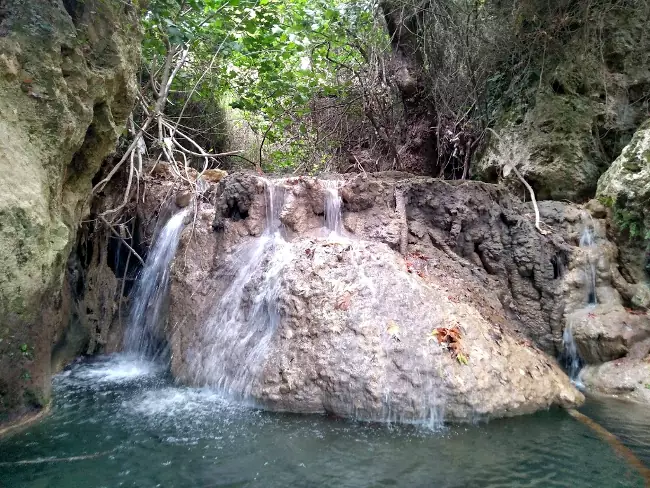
336,292,352,311
387,321,401,341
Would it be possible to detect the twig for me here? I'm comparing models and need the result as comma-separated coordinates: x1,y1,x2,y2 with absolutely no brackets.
100,216,146,267
0,450,115,466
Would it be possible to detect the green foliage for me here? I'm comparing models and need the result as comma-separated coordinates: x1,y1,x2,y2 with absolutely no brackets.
19,343,33,360
610,204,649,245
598,195,614,208
138,0,386,173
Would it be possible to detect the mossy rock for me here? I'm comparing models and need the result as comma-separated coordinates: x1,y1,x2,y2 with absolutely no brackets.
0,0,139,423
474,5,650,202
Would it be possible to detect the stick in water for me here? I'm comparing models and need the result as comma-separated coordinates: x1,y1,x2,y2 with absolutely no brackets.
567,408,650,484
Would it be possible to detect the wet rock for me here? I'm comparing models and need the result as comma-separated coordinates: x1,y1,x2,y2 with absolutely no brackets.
124,170,648,417
175,191,192,208
568,306,650,363
585,199,607,219
260,239,583,421
165,173,587,423
581,358,650,404
0,0,139,421
171,236,583,422
212,173,265,234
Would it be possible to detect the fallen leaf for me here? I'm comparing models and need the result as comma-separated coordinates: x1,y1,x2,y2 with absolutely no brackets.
387,321,401,341
336,292,352,311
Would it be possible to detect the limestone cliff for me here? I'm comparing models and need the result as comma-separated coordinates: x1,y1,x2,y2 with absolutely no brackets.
0,0,139,423
475,4,650,201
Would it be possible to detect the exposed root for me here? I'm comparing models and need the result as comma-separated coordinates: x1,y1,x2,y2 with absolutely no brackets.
99,216,145,267
486,128,546,235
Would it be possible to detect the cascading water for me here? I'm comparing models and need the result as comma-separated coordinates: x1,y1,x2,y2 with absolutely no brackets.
562,219,598,383
188,181,292,400
190,178,449,428
579,225,598,306
123,209,188,360
562,322,582,382
322,180,344,235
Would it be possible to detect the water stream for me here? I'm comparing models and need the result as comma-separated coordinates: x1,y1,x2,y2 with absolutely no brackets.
322,179,344,235
187,182,291,399
2,189,648,485
562,222,598,383
123,209,188,361
579,224,598,306
0,354,647,487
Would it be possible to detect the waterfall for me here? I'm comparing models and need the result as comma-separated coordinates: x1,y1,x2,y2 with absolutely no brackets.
562,321,581,382
322,180,343,235
188,181,292,400
579,225,598,306
562,219,598,383
123,209,188,360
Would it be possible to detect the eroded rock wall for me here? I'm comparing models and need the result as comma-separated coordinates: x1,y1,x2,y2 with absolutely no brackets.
156,172,590,423
474,4,650,202
0,0,139,422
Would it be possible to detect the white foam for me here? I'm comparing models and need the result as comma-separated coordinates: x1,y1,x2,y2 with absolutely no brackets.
57,354,164,387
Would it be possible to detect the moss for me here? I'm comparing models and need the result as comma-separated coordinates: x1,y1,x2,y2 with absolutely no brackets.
23,388,46,409
612,204,648,243
598,195,614,208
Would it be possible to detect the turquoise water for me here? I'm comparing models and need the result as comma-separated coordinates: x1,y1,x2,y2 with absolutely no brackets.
0,355,647,487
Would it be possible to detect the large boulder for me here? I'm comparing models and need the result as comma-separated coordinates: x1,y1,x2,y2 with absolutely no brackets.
568,306,650,364
581,358,650,404
164,174,584,423
256,238,581,421
0,1,139,423
597,119,650,274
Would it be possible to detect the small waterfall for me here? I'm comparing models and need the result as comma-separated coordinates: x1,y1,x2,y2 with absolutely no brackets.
562,321,582,382
124,209,188,360
579,225,598,306
189,181,291,400
322,180,343,235
562,219,598,383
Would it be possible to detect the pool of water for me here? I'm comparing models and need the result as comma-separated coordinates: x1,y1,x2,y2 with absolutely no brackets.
0,355,648,487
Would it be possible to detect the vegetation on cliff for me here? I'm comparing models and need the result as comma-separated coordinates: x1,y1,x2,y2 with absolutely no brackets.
119,0,648,188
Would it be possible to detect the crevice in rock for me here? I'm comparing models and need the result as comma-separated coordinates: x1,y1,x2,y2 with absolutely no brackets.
62,0,81,26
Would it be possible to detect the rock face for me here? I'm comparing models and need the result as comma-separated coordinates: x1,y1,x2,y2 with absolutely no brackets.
571,121,650,401
256,239,580,421
163,173,586,423
0,1,139,422
597,120,650,222
475,7,650,202
597,119,650,277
